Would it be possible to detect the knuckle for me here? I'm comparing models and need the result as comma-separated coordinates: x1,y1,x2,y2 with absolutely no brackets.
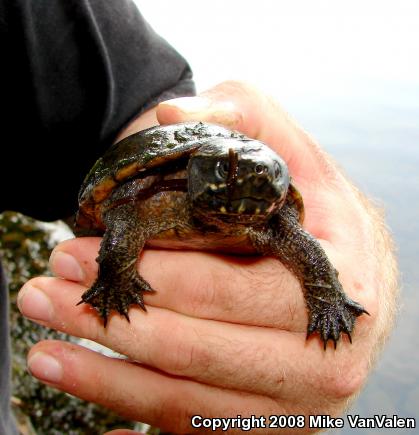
79,310,103,343
236,258,304,328
165,327,210,375
186,259,237,316
209,266,237,312
153,390,196,433
26,275,50,290
187,269,218,314
320,358,368,400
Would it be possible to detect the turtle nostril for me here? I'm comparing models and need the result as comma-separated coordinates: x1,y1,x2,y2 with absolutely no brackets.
274,161,281,178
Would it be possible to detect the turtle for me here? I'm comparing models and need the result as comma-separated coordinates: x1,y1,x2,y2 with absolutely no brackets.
75,121,368,349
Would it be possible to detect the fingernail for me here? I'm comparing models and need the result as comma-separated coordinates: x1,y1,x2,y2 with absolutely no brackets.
28,352,63,383
50,251,85,282
17,284,53,322
162,97,241,128
163,96,212,112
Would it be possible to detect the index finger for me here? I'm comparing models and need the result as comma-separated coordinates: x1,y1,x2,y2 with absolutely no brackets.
156,81,367,242
157,80,336,187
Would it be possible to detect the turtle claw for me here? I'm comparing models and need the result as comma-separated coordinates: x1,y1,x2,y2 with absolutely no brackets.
306,311,319,339
306,295,367,350
77,271,153,325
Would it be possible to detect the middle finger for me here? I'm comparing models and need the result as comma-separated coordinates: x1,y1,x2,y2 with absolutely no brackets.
50,237,309,331
18,276,357,404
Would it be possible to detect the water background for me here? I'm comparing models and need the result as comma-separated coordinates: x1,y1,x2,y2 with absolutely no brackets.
289,83,419,434
137,1,419,431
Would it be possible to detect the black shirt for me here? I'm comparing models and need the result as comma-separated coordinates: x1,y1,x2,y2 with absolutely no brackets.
0,1,195,433
0,0,195,220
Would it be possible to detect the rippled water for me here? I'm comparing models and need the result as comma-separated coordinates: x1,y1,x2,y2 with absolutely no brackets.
285,79,419,433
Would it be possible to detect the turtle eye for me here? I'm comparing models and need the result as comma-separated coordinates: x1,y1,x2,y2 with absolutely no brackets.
254,163,266,174
274,161,281,178
215,160,229,179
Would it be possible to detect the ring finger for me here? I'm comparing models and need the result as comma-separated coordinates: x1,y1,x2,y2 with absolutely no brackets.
50,237,310,332
18,276,358,403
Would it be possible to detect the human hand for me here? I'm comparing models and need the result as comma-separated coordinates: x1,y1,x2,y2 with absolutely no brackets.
18,81,397,433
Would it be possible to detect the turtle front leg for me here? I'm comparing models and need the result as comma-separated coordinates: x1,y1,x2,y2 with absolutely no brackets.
249,205,368,349
78,203,152,326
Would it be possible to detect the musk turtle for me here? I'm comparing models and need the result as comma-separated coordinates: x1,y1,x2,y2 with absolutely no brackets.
75,122,367,348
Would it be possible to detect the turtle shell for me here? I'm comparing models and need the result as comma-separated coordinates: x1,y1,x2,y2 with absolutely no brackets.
76,121,304,232
287,182,305,224
77,122,245,230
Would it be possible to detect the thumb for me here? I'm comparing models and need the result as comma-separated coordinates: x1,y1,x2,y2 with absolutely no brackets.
156,80,327,180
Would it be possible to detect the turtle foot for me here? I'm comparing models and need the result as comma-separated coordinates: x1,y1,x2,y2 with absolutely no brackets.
306,295,368,350
77,271,154,326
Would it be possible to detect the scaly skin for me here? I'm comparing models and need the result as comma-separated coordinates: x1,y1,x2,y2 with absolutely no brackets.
79,197,367,348
249,203,368,349
79,196,192,324
78,203,152,324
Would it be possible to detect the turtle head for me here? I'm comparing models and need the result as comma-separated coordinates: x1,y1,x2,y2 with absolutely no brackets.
187,137,289,222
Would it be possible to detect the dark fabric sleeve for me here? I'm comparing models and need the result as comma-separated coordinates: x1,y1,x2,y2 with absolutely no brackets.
0,0,195,221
